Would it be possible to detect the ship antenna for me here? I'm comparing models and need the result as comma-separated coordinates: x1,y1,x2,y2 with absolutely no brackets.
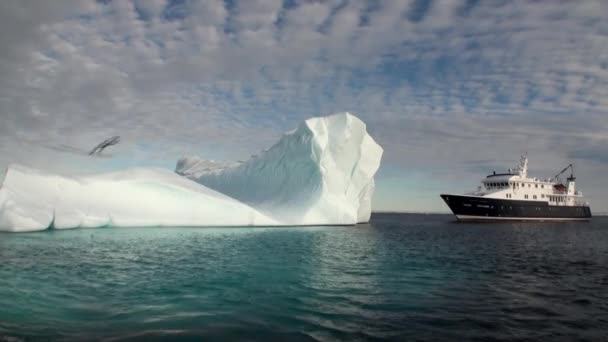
568,164,576,182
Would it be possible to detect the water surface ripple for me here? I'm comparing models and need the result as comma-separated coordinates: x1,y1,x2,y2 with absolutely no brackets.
1,214,607,341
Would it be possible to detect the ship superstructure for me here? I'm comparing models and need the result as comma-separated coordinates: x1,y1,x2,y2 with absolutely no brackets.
441,155,592,221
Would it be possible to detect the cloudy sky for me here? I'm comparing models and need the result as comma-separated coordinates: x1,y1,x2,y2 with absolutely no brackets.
0,0,607,213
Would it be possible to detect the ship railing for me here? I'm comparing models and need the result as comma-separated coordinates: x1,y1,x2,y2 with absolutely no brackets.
550,200,588,207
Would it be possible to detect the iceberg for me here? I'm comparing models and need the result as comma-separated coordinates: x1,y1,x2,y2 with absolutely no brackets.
176,112,383,225
0,112,382,232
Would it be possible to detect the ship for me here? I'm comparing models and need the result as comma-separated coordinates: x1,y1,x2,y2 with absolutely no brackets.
441,155,592,222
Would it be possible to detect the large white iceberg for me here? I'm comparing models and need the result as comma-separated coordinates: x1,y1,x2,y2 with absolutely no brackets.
0,112,382,232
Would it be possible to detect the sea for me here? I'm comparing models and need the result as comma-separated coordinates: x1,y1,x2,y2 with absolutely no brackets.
0,213,606,341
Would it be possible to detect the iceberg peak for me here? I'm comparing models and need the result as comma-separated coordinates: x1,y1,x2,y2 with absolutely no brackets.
177,111,383,225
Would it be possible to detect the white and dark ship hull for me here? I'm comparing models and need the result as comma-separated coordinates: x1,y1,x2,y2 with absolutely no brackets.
441,194,592,222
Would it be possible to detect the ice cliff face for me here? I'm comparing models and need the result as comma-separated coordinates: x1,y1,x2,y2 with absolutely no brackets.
0,112,382,232
176,112,383,225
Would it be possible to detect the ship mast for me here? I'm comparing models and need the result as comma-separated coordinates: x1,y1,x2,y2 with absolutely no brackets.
517,154,528,178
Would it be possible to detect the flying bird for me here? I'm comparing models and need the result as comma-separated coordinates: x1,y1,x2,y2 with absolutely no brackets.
89,136,120,155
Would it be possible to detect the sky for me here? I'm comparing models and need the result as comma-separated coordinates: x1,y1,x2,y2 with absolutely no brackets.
0,0,607,213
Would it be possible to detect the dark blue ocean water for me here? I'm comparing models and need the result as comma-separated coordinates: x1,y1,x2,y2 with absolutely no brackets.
1,214,607,341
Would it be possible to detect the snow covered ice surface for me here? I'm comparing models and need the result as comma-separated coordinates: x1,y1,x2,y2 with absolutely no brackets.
0,112,382,232
0,167,278,232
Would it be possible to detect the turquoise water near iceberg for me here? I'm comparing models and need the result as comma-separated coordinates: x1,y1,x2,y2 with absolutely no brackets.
1,214,607,341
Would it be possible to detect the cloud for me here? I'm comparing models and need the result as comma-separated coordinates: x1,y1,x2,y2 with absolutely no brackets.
0,0,607,211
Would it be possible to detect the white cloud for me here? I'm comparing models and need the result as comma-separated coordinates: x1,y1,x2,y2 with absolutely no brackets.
0,0,607,211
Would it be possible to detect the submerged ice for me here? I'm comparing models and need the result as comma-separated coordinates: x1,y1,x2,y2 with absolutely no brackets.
0,112,382,232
